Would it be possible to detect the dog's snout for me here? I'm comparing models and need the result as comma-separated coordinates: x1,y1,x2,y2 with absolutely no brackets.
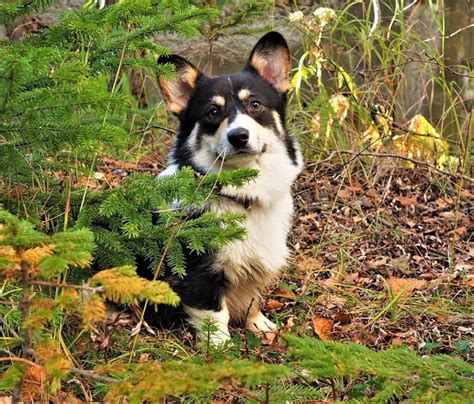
227,128,249,148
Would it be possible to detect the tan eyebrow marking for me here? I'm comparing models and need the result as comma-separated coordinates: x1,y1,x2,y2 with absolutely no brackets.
238,89,251,100
212,95,225,106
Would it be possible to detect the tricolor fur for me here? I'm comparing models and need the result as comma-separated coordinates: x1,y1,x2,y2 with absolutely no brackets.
155,32,303,343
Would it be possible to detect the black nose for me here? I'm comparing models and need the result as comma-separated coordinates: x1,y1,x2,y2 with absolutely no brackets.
227,128,249,148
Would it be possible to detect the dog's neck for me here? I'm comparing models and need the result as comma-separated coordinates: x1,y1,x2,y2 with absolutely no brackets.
216,192,257,210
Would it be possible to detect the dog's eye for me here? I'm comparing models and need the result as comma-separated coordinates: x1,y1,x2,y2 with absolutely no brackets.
207,107,219,119
249,99,262,112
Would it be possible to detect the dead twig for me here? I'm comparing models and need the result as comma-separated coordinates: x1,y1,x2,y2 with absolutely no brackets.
70,368,118,384
0,358,118,384
337,150,473,183
30,280,104,293
0,357,40,367
0,316,20,338
131,124,176,135
0,299,19,307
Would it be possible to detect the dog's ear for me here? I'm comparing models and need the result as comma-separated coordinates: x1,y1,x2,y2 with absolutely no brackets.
158,55,202,115
245,32,291,93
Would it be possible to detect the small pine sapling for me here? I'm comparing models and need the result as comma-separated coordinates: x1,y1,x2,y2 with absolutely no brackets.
0,210,179,400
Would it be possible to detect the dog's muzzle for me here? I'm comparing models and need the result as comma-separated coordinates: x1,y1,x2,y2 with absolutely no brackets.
227,128,249,148
213,127,265,160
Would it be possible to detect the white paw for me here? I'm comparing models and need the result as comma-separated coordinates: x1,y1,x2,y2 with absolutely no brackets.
183,304,232,346
247,311,277,333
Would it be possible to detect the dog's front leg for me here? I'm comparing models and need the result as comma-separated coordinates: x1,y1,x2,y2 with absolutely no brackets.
246,299,277,333
184,302,230,344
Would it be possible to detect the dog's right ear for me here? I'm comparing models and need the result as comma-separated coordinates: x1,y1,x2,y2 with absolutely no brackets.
158,55,202,115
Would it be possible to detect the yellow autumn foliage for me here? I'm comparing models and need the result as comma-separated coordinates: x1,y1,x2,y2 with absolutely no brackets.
82,293,107,330
0,245,20,279
21,245,54,266
393,114,449,164
90,265,180,306
35,340,72,380
329,94,350,124
363,124,383,150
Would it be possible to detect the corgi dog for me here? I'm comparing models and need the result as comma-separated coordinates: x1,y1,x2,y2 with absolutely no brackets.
154,32,303,343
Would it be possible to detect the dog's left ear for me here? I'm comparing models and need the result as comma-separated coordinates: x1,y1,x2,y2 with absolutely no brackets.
245,32,291,93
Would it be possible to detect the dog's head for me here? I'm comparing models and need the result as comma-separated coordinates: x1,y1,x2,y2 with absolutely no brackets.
158,32,301,175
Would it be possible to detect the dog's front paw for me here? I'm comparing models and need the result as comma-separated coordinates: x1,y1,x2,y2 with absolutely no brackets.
247,311,277,333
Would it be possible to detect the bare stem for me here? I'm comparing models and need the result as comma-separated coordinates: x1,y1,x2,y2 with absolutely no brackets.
12,256,33,404
30,280,104,293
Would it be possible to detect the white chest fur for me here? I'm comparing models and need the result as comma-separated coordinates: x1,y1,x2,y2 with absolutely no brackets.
213,191,293,285
211,192,294,321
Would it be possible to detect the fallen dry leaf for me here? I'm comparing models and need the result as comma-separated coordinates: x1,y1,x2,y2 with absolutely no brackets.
460,189,473,199
282,315,296,332
391,337,403,346
55,392,84,404
323,277,339,287
264,299,285,311
468,277,474,288
311,316,334,341
261,330,278,345
337,188,352,199
366,257,388,268
388,276,427,298
291,162,472,353
397,195,417,207
435,196,454,208
299,213,317,221
453,226,467,236
295,256,324,273
138,353,151,363
274,287,296,299
438,211,456,219
401,216,417,227
343,272,359,284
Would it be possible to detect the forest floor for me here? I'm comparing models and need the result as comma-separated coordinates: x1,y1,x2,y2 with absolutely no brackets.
287,161,472,358
96,153,473,363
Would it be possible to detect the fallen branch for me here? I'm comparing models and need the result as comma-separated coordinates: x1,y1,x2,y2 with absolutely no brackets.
337,150,472,182
0,358,118,384
0,357,40,367
70,368,118,384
